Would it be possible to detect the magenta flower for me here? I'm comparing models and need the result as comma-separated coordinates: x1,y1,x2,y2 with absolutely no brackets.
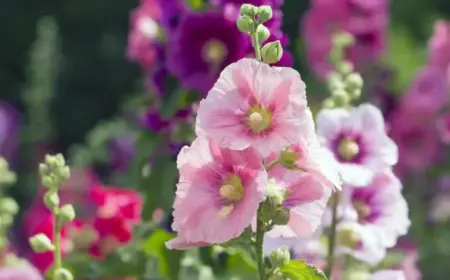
342,170,410,247
0,102,20,162
166,11,248,94
127,0,161,71
316,104,398,186
196,58,308,157
166,136,267,248
301,0,388,78
437,113,450,144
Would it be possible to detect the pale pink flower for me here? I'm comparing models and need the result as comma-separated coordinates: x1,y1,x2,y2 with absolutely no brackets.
335,221,387,266
265,170,332,239
316,103,398,186
196,58,308,157
370,270,405,280
166,136,267,249
428,20,450,83
0,264,43,280
342,170,410,247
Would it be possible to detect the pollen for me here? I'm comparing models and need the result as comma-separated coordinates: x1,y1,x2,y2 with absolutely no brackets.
338,138,360,161
218,204,234,218
246,105,272,133
203,39,227,64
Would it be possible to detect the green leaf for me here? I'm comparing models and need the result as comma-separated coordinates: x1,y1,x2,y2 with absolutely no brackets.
225,248,257,279
279,260,328,280
142,229,184,280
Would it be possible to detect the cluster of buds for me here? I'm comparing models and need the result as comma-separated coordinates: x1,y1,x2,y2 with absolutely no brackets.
236,4,283,64
29,154,75,280
268,246,291,280
0,157,18,249
323,32,364,109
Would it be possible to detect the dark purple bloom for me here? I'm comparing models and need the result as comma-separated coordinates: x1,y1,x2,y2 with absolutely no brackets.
166,11,249,94
109,136,135,172
0,102,20,163
156,0,187,32
143,108,172,132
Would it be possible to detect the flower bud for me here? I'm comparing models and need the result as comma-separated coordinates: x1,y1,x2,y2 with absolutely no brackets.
322,98,335,109
344,270,371,280
0,197,19,215
345,73,364,91
54,268,74,280
327,71,344,91
39,163,49,176
41,175,55,189
256,25,270,44
45,154,58,168
270,246,290,268
332,32,355,48
261,40,283,64
331,89,350,107
57,166,71,182
29,233,54,253
237,15,254,33
257,5,273,23
268,272,285,280
272,208,290,225
337,61,354,76
240,4,257,17
57,204,76,223
44,191,60,209
348,88,362,100
55,153,66,167
0,214,14,227
279,147,299,169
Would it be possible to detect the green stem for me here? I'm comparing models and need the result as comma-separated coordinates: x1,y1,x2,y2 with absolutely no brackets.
325,192,340,278
53,211,62,275
265,160,278,172
251,31,262,61
255,207,266,280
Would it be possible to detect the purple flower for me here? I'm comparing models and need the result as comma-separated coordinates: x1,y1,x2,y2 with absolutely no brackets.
166,11,249,94
109,136,135,172
156,0,187,32
316,104,398,187
143,108,172,132
0,102,20,163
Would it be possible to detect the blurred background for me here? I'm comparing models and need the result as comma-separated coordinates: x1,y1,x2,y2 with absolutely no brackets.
1,0,450,279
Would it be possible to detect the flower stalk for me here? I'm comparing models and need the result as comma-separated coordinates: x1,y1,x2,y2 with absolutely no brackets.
255,207,266,280
325,192,340,278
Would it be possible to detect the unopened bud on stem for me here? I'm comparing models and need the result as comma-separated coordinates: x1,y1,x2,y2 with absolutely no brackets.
261,40,283,64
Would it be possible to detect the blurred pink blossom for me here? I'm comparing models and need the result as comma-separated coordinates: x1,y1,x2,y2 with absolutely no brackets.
428,20,450,84
0,265,43,280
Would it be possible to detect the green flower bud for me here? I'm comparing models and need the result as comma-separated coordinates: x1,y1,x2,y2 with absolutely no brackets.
261,40,283,64
57,166,71,182
0,214,14,227
39,163,49,176
345,73,364,91
332,32,355,48
55,153,65,166
322,98,335,109
268,271,285,280
256,25,270,44
327,71,344,91
270,246,291,268
279,147,299,169
54,268,74,280
237,15,254,33
45,154,58,168
57,204,76,223
337,61,354,76
344,270,371,280
272,208,290,225
29,233,54,253
257,5,273,23
348,88,362,100
240,4,257,17
0,197,19,215
331,88,350,107
41,175,55,189
44,191,60,209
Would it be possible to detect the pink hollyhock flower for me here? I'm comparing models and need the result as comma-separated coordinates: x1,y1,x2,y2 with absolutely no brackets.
428,20,450,83
316,103,398,186
127,0,161,71
342,170,410,247
437,113,450,144
389,105,440,175
391,241,422,280
166,136,267,249
370,270,406,280
301,0,388,78
0,265,43,280
264,171,331,239
196,58,308,157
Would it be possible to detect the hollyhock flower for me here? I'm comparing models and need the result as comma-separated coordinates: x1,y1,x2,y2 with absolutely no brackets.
370,270,406,280
109,136,135,172
0,102,20,162
342,170,410,247
301,0,388,78
392,241,421,280
0,264,43,280
316,103,398,186
127,0,161,71
428,20,450,83
196,58,308,157
389,106,440,175
335,222,387,266
155,0,186,32
264,171,332,239
166,11,249,94
143,108,172,132
437,113,450,144
166,136,267,248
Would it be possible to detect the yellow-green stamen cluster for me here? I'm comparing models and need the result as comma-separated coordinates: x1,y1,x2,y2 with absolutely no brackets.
246,105,272,133
338,138,360,161
218,174,244,218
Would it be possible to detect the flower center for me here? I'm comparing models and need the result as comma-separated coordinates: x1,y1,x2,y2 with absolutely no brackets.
338,138,360,161
203,39,227,64
219,174,244,203
138,17,159,39
353,200,371,221
336,228,360,249
246,106,272,133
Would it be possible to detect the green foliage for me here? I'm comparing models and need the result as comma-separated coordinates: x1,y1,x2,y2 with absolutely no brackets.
279,260,327,280
142,229,184,280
